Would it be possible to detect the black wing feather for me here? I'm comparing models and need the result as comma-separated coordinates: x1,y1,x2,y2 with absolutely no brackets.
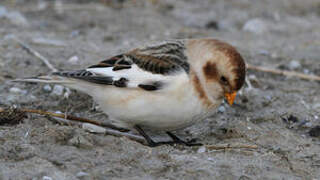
52,70,114,85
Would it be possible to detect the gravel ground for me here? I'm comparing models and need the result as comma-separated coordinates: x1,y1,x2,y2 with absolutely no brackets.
1,0,320,179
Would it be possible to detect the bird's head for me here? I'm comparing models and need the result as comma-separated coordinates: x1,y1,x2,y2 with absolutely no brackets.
187,39,246,106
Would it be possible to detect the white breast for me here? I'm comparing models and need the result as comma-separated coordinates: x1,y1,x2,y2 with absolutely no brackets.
90,73,216,131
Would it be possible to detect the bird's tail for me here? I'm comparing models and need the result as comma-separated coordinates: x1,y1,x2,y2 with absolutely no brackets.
12,70,105,95
12,74,73,84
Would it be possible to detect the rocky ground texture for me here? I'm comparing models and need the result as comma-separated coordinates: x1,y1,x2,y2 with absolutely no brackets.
0,0,320,179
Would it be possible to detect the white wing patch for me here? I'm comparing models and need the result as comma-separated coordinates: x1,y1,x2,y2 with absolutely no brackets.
87,64,175,88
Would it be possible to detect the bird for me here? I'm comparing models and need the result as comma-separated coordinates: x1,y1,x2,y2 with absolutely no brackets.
15,38,246,147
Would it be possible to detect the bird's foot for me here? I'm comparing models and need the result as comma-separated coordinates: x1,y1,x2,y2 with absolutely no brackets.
134,125,202,147
145,138,202,147
166,132,202,146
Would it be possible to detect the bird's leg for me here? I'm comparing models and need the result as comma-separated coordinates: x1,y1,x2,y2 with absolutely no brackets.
134,125,202,147
166,132,202,146
134,125,173,147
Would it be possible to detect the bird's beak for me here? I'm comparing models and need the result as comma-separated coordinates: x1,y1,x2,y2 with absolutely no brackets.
224,91,237,105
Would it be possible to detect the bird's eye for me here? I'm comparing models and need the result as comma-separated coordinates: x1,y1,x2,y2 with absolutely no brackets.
220,76,228,84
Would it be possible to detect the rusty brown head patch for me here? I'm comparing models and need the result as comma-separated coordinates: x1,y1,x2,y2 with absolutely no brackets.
191,72,212,107
203,62,218,80
213,40,246,91
227,50,246,91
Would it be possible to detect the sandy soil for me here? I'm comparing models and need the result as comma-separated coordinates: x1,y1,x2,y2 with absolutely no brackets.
1,0,320,179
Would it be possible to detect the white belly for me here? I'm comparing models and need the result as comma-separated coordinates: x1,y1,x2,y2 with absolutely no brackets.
90,79,220,131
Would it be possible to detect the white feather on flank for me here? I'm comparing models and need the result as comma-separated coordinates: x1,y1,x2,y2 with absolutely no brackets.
87,64,176,88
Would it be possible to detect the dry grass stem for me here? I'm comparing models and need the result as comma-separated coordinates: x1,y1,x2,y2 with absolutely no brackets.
206,144,258,150
247,63,320,81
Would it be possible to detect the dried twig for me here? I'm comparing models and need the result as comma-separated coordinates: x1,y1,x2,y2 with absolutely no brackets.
247,63,320,81
82,123,145,143
206,144,258,150
20,108,128,132
13,38,58,72
0,106,145,142
21,108,143,143
104,128,145,143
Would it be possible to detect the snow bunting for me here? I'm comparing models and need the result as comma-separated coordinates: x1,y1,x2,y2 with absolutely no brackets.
15,38,246,146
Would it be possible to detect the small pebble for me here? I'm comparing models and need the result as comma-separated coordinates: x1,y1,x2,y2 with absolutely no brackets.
264,95,272,101
9,87,27,95
303,69,310,74
218,106,226,113
217,20,234,31
51,85,64,96
304,122,313,128
64,88,71,99
67,56,79,64
70,30,80,37
9,87,22,94
82,123,106,134
197,146,206,153
288,60,301,70
68,134,93,148
258,50,269,56
42,176,52,180
3,34,15,40
43,85,52,92
6,11,29,26
248,74,257,79
76,171,89,178
0,6,7,17
29,95,37,100
243,18,267,34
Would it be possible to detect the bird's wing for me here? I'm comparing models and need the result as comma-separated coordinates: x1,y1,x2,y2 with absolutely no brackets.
88,40,189,74
53,40,190,91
